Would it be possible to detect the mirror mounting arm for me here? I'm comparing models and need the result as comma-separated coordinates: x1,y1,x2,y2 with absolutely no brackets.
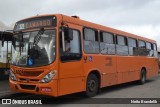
62,31,65,52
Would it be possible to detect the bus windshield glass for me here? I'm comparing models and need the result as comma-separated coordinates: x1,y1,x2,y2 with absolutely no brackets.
11,30,56,67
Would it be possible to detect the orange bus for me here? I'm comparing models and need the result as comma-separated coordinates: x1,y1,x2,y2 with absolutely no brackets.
9,14,159,97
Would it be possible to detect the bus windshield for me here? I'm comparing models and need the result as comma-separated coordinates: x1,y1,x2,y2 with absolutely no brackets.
11,29,56,67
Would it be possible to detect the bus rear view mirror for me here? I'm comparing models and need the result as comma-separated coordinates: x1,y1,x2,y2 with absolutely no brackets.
61,27,73,52
64,28,73,41
18,32,23,43
0,32,4,47
12,37,15,48
2,37,4,47
68,29,73,40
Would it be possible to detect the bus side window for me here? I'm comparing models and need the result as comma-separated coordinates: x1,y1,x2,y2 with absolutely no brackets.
83,28,99,54
100,32,115,55
153,44,158,57
146,42,153,57
60,27,82,61
116,35,128,55
138,40,146,48
138,40,147,56
128,38,138,56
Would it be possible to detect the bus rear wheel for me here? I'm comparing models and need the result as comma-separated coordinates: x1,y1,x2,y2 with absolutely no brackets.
139,69,146,84
86,74,99,97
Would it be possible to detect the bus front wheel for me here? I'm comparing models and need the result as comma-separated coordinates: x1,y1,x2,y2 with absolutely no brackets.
86,74,99,97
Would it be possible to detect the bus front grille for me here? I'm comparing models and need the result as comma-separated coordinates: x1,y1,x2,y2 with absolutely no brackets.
19,78,39,83
20,84,36,90
15,70,43,76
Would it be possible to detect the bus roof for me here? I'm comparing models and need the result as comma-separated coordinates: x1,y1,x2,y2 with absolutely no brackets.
16,14,156,43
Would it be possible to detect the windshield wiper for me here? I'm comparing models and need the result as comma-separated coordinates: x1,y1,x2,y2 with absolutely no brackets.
33,28,44,46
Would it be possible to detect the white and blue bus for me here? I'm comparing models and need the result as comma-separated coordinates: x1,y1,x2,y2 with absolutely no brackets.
0,31,12,79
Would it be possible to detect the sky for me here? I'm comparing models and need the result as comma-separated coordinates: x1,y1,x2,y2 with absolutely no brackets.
0,0,160,47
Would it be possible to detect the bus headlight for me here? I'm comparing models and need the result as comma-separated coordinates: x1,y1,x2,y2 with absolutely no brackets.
41,70,57,83
10,70,17,81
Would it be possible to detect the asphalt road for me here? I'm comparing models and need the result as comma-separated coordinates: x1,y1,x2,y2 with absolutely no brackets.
0,73,160,107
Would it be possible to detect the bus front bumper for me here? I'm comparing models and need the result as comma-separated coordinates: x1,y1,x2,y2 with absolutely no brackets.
9,79,58,97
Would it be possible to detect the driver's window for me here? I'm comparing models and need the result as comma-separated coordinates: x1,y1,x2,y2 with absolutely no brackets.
60,28,81,61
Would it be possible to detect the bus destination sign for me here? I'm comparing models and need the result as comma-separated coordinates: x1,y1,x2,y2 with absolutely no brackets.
14,16,56,32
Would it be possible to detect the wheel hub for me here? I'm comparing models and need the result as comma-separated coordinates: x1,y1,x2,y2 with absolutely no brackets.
88,79,96,92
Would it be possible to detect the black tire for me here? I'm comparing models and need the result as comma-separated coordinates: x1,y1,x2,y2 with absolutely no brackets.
139,69,146,84
86,74,99,97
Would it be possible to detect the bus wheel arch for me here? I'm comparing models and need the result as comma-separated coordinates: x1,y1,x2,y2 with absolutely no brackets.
85,70,101,97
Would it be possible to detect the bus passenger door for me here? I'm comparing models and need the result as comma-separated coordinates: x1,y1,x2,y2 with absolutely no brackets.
59,26,84,96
